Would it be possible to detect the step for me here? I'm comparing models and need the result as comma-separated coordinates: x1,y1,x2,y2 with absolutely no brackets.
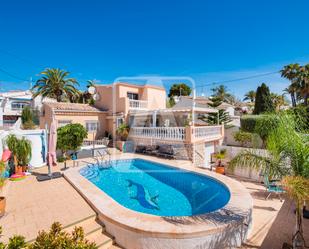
86,229,114,249
108,245,123,249
64,215,102,235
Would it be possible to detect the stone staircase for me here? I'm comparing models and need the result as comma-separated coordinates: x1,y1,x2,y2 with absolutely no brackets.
63,214,122,249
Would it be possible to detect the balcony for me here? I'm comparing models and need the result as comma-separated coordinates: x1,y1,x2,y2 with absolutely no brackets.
128,99,148,110
130,125,223,143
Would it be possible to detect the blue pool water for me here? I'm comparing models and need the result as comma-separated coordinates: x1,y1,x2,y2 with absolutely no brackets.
79,159,230,216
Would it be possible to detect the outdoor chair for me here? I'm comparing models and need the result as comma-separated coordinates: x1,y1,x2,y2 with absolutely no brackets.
157,145,174,159
264,175,285,201
135,145,146,154
145,145,159,155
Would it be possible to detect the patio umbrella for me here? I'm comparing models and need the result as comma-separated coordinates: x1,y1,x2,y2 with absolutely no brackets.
47,118,57,176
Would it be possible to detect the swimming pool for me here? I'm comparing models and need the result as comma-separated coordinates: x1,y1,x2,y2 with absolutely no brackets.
65,156,253,249
79,159,230,216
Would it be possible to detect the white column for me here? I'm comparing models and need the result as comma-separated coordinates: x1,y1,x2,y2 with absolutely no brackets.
152,111,157,127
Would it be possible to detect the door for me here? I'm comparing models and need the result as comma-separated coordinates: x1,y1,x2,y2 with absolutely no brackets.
204,142,215,169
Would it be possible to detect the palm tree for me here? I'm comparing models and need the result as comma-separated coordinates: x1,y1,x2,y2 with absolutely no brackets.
86,80,96,88
271,93,287,111
211,85,233,103
229,115,309,248
31,68,79,102
281,64,301,107
298,64,309,106
243,90,256,102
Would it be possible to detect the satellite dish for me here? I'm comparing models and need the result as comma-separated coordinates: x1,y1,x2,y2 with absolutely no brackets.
93,93,100,101
88,86,96,95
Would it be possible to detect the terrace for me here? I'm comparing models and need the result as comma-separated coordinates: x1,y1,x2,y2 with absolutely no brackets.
130,125,223,143
1,153,308,248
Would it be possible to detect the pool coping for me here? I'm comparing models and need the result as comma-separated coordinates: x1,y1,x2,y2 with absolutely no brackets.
64,154,253,238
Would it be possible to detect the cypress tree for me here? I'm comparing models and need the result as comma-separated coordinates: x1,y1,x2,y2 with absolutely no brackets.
253,83,275,114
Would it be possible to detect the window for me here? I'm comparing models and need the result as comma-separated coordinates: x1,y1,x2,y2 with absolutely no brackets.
116,117,124,128
127,92,138,100
58,120,72,127
11,102,30,110
86,121,98,132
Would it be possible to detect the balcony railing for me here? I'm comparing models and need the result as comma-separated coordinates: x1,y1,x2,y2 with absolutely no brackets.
130,125,223,143
130,127,186,141
192,126,222,140
129,99,148,110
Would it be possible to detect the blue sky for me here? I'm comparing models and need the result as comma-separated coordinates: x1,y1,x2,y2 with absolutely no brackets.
1,0,309,99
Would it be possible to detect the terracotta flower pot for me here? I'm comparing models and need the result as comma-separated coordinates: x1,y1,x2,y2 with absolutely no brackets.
15,166,23,175
0,196,6,217
216,166,225,175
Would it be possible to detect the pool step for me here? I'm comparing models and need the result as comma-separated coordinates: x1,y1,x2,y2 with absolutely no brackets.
86,229,114,249
62,214,117,249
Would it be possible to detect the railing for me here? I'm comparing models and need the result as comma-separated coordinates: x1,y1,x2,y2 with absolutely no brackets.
129,99,148,109
130,127,186,141
192,126,222,139
130,125,223,143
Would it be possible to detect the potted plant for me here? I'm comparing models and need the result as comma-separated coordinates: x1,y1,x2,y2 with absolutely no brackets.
214,149,227,174
116,123,130,151
5,135,32,174
0,160,7,217
6,135,20,174
16,137,32,172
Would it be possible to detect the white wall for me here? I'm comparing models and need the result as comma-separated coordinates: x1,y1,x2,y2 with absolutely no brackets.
0,129,47,168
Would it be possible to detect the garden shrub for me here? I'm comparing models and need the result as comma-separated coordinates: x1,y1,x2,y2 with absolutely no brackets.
240,115,261,132
233,130,252,146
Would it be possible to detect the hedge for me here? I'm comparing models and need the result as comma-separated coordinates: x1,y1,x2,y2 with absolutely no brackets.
240,115,262,132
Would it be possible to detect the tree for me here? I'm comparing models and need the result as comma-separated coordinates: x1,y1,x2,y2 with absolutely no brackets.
281,63,309,106
168,83,191,106
271,93,288,112
229,114,309,248
168,83,191,98
57,124,87,161
253,83,275,114
57,123,87,152
243,90,256,102
21,106,35,129
86,80,96,88
211,85,233,103
200,97,231,125
32,68,79,102
281,64,301,107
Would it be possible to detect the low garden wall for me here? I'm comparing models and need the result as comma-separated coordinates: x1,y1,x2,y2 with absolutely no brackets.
218,145,267,182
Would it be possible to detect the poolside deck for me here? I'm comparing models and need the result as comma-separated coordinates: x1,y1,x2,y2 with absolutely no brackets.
0,152,308,248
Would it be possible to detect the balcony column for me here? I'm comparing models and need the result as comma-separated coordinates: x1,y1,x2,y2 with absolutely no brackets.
152,111,157,127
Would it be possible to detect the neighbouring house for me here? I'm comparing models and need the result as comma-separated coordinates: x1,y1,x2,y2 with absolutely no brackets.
0,90,55,129
39,82,225,168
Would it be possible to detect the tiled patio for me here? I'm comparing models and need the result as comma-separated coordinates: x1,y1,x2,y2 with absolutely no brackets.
0,153,308,248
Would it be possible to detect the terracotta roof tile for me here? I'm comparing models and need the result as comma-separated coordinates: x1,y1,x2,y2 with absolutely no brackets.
44,102,105,112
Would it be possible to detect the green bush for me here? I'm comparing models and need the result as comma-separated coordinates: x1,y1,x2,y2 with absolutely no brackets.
22,120,36,130
240,115,262,132
0,222,97,249
21,106,33,124
286,105,309,132
233,130,252,146
254,114,279,146
57,123,87,153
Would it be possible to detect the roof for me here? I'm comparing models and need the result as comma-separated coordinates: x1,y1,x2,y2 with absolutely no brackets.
44,102,106,113
175,96,235,110
95,82,166,91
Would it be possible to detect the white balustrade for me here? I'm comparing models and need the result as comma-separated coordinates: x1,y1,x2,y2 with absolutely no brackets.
129,99,148,109
130,127,186,141
193,126,222,139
